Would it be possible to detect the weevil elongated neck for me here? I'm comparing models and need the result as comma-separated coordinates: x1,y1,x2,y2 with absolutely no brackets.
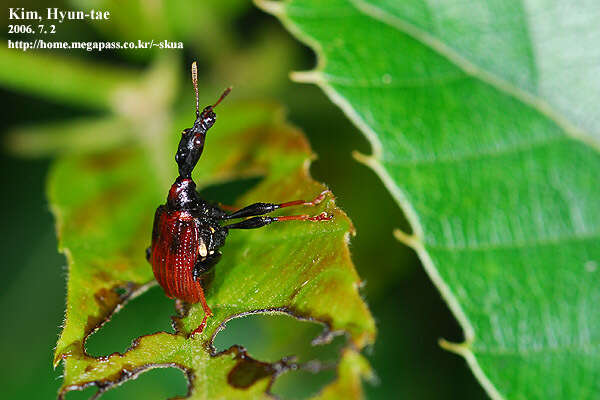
174,82,231,180
175,108,216,180
170,83,228,210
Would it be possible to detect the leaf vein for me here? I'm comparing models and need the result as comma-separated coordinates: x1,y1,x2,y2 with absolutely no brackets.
382,133,567,167
424,231,599,252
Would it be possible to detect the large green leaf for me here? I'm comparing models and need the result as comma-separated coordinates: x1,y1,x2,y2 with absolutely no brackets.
258,0,600,398
41,61,375,397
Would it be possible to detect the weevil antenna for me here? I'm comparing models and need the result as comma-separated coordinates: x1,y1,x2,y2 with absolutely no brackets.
211,87,232,110
192,61,200,118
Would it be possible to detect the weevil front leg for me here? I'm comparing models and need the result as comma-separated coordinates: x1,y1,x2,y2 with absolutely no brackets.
224,212,332,230
223,190,331,220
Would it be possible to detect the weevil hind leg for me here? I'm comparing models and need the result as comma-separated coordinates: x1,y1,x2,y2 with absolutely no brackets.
189,285,213,337
188,253,220,337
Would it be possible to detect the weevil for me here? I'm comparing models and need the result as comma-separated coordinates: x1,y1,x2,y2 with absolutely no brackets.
146,62,332,336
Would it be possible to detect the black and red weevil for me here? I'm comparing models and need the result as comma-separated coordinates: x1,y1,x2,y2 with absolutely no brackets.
147,62,333,336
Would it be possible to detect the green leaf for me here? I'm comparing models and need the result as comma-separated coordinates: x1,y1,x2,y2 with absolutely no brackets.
258,0,600,398
312,349,375,400
67,0,249,57
6,117,134,158
49,89,375,397
0,46,141,110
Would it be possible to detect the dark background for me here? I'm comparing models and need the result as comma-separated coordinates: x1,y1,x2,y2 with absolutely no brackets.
0,1,486,398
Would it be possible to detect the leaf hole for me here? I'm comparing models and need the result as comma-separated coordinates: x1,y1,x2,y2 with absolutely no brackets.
213,313,346,399
85,285,176,357
62,366,188,400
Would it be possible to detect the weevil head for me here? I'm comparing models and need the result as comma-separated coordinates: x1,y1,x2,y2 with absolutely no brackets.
198,106,216,130
175,65,231,179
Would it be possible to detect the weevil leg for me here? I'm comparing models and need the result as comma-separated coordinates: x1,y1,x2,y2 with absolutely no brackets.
224,212,332,230
189,285,213,337
193,252,222,280
222,190,331,220
188,253,221,337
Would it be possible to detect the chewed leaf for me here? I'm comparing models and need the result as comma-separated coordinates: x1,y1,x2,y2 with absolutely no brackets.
50,99,375,398
259,0,600,399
